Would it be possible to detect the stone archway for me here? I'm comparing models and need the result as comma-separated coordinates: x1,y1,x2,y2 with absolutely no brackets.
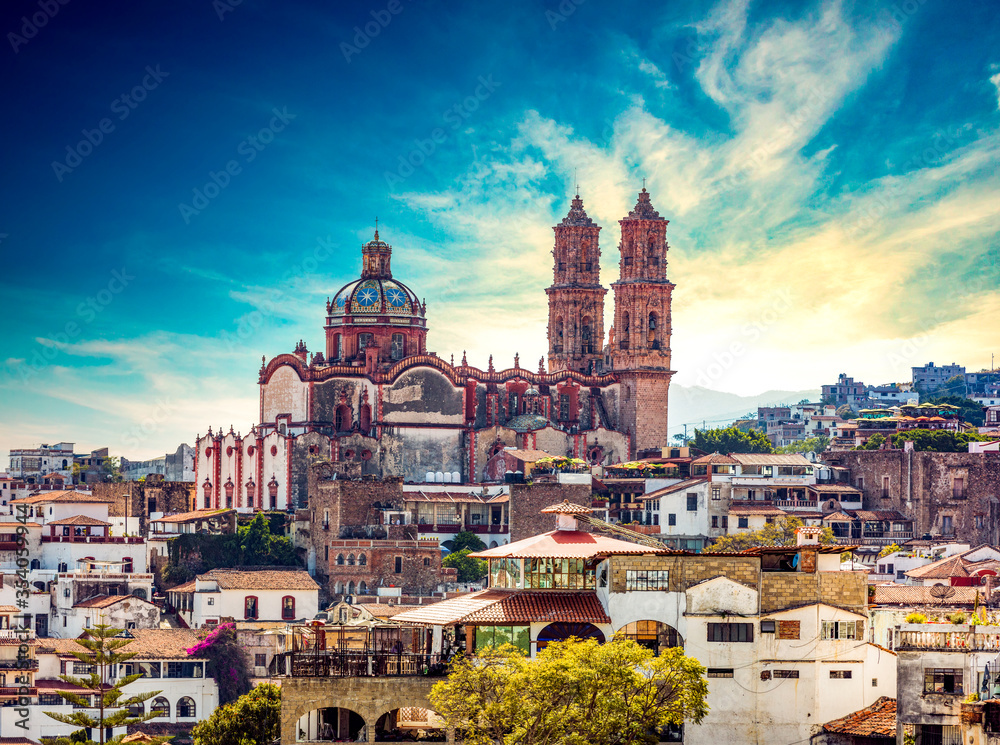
281,677,445,744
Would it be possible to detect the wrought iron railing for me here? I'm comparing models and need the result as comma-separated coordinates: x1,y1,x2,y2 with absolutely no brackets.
279,651,447,678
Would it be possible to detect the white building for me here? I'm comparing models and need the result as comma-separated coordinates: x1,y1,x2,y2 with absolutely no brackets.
168,568,319,628
8,442,75,480
52,561,155,638
639,477,716,551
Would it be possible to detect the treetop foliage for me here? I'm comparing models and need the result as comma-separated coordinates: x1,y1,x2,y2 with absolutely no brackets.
705,516,834,552
692,426,774,454
191,682,282,745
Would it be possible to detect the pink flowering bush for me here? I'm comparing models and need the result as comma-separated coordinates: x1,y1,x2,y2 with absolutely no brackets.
187,623,251,705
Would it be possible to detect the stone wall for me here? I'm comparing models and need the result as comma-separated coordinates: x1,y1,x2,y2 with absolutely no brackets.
610,555,760,594
508,482,593,542
94,480,194,534
280,676,445,744
759,571,867,614
822,450,1000,544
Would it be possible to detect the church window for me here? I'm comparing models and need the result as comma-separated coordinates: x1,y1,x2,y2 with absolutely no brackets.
648,313,659,348
582,316,593,354
621,313,630,349
335,405,352,433
334,334,343,361
358,333,374,351
624,256,632,267
359,404,372,432
560,393,570,421
391,333,405,360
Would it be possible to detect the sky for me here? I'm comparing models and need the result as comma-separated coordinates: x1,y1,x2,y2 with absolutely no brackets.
1,0,999,460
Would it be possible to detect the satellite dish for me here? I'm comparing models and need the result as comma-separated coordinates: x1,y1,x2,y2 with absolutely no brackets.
929,585,955,599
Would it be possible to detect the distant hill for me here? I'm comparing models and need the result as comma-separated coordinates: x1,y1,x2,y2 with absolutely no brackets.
669,385,821,435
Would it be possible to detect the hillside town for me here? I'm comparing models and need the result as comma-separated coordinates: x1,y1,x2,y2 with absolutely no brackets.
3,191,999,745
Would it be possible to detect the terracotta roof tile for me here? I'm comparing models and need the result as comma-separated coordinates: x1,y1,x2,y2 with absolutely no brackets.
728,504,787,515
851,510,911,522
640,478,708,501
152,508,234,524
690,453,738,465
462,591,609,624
199,568,319,591
11,491,112,505
120,629,204,659
393,590,510,625
469,529,668,559
354,603,423,619
808,484,863,494
503,449,555,461
822,697,896,737
871,585,979,605
73,594,157,609
47,515,111,526
730,453,814,466
540,501,593,515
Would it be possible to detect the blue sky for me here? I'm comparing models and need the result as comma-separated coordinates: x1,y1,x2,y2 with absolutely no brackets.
1,0,998,459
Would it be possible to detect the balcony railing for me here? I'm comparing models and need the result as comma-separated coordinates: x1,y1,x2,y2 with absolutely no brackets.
0,687,37,698
42,536,144,544
0,629,35,641
895,626,1000,651
416,524,507,534
280,651,447,678
0,659,38,670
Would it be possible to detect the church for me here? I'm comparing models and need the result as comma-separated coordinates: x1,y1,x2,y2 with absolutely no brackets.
194,187,676,511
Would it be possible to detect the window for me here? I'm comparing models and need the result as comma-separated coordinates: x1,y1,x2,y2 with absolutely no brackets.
177,697,196,718
358,332,374,351
560,393,570,421
391,333,405,361
738,517,749,529
821,621,863,640
711,487,721,500
39,693,63,705
707,623,753,642
423,557,431,566
625,570,669,591
721,516,728,529
924,668,963,694
668,514,676,526
336,554,345,565
358,553,367,565
711,516,719,528
830,670,852,679
255,654,267,667
127,701,145,717
773,670,799,679
707,669,734,678
687,494,697,511
953,477,965,499
244,595,259,620
281,596,295,620
475,625,530,654
942,515,954,535
151,697,170,716
857,477,864,490
124,661,160,678
760,620,776,634
882,476,890,499
75,663,97,675
207,597,215,606
395,556,403,573
167,661,204,678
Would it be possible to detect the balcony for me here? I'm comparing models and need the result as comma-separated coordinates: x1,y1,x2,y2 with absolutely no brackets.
894,625,1000,651
0,659,38,671
0,629,35,641
42,536,144,544
280,651,447,678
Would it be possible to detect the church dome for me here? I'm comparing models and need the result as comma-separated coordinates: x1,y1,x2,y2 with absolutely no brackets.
329,230,424,319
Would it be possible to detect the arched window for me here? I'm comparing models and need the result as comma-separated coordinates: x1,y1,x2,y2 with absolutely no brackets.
334,581,343,594
58,562,67,573
62,459,68,469
127,701,144,717
347,553,356,566
224,479,234,508
581,316,593,354
333,333,343,361
391,333,405,361
554,317,564,353
281,596,296,620
347,581,356,595
244,596,259,620
621,312,630,349
335,405,352,433
336,554,345,566
245,479,256,507
30,559,40,570
133,588,147,600
358,333,374,352
151,697,170,717
359,404,372,433
359,581,367,594
358,553,367,566
122,557,133,574
177,697,196,718
202,480,213,508
648,312,658,348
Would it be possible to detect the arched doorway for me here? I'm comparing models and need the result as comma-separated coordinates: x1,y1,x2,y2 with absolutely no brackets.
536,622,605,651
295,706,365,742
614,620,683,653
375,707,445,742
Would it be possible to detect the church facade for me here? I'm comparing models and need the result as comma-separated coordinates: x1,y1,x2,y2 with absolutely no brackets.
193,188,676,511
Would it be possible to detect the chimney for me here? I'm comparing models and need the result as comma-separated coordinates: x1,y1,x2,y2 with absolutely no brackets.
796,526,823,546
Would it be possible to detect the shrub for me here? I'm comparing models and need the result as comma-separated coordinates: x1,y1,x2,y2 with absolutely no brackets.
948,612,967,625
905,612,927,624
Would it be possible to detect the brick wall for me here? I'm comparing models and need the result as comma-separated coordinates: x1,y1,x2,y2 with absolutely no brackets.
94,481,194,535
323,539,446,598
760,571,867,614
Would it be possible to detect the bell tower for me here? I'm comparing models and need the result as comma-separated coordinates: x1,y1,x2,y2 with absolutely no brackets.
611,187,675,455
546,193,607,374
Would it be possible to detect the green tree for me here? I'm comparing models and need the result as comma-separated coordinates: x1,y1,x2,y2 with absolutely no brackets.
43,624,164,745
776,436,829,455
692,426,774,454
856,429,989,453
239,513,271,565
705,516,835,552
878,543,902,559
442,531,487,554
836,404,856,419
442,548,488,582
430,639,708,745
191,682,281,745
938,375,968,398
100,456,124,483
